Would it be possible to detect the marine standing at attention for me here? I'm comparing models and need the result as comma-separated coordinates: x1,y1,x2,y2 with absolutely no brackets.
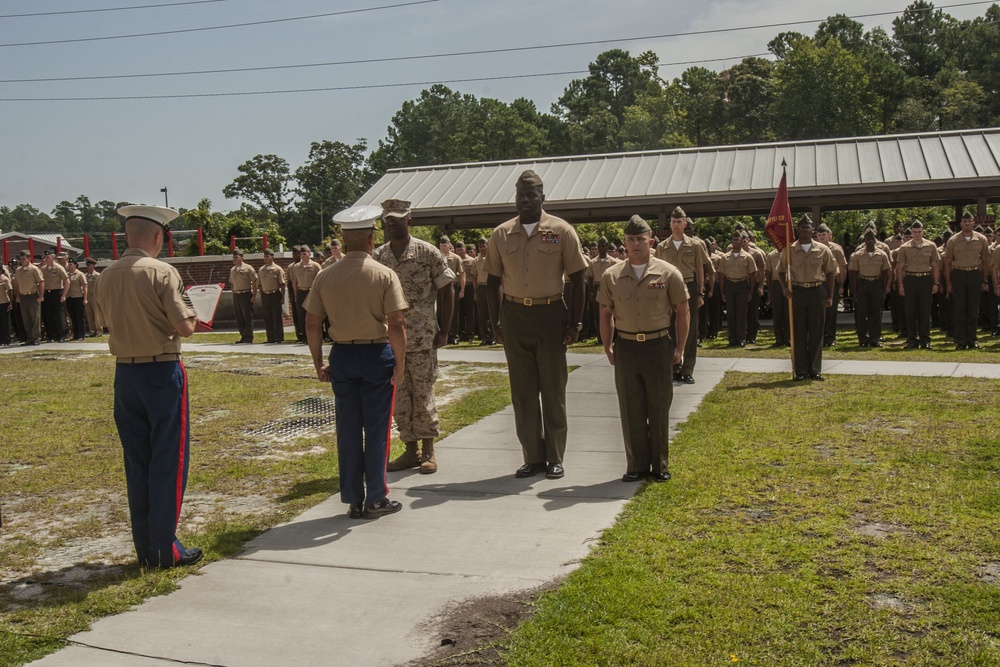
485,170,587,480
306,206,409,519
599,215,689,483
374,199,454,475
93,205,202,568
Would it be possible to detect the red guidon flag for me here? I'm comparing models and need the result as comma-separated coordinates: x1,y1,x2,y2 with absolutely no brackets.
765,169,793,251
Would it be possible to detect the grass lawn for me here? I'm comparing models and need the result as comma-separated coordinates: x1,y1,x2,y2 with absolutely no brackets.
505,372,1000,666
0,352,510,667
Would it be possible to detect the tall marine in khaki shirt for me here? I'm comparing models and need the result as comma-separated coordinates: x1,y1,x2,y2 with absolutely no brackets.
14,252,44,345
485,170,588,480
944,212,990,349
654,206,708,382
599,216,689,482
777,215,837,380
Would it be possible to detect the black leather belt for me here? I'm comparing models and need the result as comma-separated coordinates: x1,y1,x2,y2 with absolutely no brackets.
117,353,181,364
503,294,562,306
617,328,670,342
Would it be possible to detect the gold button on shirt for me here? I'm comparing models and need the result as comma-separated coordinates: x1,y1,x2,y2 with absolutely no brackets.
776,241,836,282
303,252,409,341
484,212,588,299
597,258,689,332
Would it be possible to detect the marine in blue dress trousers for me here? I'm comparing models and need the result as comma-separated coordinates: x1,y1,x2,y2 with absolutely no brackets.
305,205,409,520
94,205,203,568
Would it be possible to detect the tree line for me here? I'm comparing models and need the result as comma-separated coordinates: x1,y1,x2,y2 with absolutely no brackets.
3,1,999,254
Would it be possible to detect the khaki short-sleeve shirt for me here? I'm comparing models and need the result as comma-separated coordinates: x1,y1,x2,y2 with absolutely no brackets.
991,246,1000,272
474,255,489,285
303,251,408,341
67,270,87,298
258,263,286,292
776,241,836,282
654,236,710,281
15,264,43,295
230,264,258,291
719,252,756,280
444,252,464,285
484,211,588,299
41,263,68,290
0,274,11,304
944,232,990,269
896,241,940,274
764,249,782,278
585,256,620,289
828,243,847,271
461,256,476,285
290,261,321,290
597,257,689,333
93,248,197,358
849,249,891,277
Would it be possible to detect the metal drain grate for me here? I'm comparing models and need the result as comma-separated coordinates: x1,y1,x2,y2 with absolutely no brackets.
246,396,336,440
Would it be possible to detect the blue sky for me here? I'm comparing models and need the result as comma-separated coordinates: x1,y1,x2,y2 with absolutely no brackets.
0,0,990,216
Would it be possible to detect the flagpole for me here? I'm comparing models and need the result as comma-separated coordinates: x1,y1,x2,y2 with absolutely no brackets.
783,159,796,373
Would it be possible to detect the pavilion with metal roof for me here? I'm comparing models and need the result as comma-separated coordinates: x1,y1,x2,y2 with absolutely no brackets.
356,127,1000,230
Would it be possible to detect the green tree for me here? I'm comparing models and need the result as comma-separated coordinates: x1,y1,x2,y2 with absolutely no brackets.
292,139,368,244
676,67,726,146
773,38,875,140
222,154,295,226
722,57,777,144
553,49,661,153
892,1,956,79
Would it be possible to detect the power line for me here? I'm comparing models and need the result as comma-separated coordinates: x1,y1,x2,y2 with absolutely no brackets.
0,0,441,47
0,0,989,76
0,0,231,19
0,51,772,84
0,71,592,101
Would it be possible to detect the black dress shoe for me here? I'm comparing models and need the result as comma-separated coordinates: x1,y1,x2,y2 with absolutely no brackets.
920,343,931,349
650,472,671,482
515,462,546,478
348,503,364,519
871,342,882,348
175,547,203,567
363,498,402,518
545,463,565,479
233,340,244,345
679,375,695,385
904,343,918,349
809,373,825,381
969,343,981,349
793,374,806,381
622,471,644,482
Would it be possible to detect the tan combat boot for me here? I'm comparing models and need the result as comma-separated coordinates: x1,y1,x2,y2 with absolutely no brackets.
387,441,420,471
419,439,438,474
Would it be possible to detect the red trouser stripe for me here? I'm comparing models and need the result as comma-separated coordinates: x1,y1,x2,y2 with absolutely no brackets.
173,362,189,562
382,385,396,496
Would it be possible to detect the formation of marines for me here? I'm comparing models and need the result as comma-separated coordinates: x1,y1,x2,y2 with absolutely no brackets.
22,171,1000,566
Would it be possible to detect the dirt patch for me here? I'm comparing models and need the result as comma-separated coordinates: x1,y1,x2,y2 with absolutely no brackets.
852,514,908,539
844,418,915,436
866,593,915,614
404,583,557,666
979,562,1000,584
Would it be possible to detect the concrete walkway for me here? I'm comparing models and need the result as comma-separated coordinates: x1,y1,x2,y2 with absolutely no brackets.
21,341,1000,666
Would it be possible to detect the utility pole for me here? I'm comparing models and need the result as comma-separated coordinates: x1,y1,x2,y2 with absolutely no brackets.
160,187,169,208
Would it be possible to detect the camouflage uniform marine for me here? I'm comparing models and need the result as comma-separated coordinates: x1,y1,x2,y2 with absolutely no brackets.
373,199,453,472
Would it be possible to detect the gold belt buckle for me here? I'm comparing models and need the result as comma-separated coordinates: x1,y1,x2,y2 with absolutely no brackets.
523,297,533,306
636,333,646,342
